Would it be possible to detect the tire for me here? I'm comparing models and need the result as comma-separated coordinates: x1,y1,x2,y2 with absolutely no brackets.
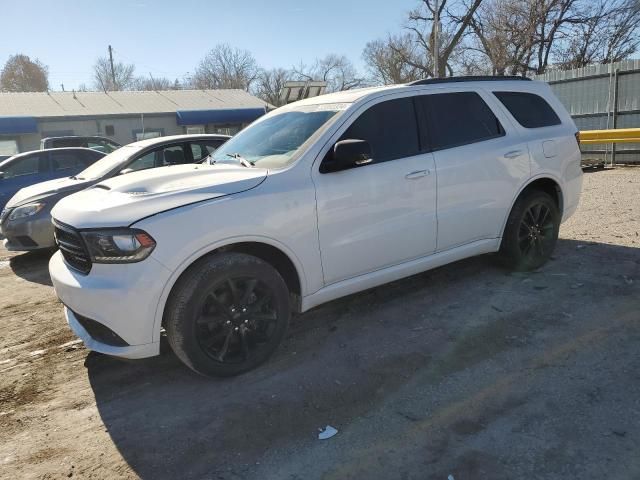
164,252,291,377
499,190,560,271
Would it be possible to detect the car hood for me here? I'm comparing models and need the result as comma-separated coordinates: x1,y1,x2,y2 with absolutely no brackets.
51,163,268,228
6,176,93,209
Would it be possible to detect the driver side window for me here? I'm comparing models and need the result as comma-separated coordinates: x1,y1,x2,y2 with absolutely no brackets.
328,97,420,167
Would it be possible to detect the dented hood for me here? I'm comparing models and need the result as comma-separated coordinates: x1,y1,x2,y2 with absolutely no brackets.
51,163,267,228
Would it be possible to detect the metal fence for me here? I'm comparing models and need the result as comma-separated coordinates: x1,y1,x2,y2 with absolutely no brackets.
536,60,640,164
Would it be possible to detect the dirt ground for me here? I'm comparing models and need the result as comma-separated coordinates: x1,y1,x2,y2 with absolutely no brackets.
1,168,639,480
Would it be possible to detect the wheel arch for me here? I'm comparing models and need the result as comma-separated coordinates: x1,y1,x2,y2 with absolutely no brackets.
501,175,564,238
152,237,306,342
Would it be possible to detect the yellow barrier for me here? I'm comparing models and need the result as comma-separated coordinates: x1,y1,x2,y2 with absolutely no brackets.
580,128,640,144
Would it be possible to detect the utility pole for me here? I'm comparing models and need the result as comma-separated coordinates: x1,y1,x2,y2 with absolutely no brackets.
108,45,116,88
433,0,440,78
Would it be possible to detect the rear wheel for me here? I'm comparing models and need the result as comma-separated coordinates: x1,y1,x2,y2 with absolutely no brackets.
164,253,290,377
500,190,560,271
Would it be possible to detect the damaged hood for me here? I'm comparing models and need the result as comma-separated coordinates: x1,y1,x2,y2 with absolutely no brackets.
6,176,92,209
51,163,267,228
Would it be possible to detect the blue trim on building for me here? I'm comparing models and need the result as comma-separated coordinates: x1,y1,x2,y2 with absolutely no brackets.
0,116,38,134
176,108,266,126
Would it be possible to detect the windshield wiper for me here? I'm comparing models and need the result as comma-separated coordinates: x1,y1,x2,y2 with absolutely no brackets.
70,175,84,180
226,153,255,168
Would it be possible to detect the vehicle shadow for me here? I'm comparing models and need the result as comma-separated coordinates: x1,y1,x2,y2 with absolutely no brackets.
87,238,640,480
9,248,55,286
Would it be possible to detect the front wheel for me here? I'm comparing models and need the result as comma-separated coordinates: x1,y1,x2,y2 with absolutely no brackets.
500,191,560,271
164,253,291,377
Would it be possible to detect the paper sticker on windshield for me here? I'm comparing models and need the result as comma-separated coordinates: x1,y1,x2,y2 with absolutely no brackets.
314,103,349,111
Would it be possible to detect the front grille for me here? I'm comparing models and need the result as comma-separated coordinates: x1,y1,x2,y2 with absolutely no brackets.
53,220,92,274
73,311,129,347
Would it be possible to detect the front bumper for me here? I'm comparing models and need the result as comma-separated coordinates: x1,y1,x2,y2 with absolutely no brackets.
1,210,56,251
49,251,172,358
65,307,159,359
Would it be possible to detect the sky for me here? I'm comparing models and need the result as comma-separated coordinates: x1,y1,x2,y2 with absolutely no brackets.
1,0,417,91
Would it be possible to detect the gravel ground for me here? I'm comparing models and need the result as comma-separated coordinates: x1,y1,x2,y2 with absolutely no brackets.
0,167,639,480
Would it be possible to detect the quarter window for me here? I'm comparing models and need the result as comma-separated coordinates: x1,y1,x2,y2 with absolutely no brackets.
338,97,420,164
52,152,83,171
125,144,188,173
191,142,221,161
494,91,561,128
416,92,504,151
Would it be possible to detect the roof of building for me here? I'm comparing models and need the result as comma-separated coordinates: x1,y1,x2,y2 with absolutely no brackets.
0,89,269,118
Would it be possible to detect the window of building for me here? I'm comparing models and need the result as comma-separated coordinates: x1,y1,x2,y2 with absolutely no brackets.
134,130,163,141
493,91,562,128
186,125,205,135
417,92,505,151
0,139,18,156
211,125,242,136
105,125,115,136
337,97,420,164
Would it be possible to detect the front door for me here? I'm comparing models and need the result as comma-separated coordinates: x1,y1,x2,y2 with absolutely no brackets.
313,96,438,285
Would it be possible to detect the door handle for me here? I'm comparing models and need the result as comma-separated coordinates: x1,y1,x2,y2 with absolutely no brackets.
503,150,524,159
405,169,430,179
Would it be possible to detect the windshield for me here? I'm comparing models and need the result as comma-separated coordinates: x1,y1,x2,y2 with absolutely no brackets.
75,145,143,180
209,103,347,169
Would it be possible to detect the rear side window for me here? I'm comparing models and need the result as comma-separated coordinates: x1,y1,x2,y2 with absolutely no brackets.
339,97,419,163
416,92,504,151
494,91,561,128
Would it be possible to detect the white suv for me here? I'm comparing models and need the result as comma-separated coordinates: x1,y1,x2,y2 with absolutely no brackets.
49,77,583,376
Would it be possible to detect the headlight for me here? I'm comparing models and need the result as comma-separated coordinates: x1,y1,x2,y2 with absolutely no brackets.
81,228,156,263
8,202,46,221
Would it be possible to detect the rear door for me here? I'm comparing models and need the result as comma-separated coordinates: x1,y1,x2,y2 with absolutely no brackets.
417,89,530,251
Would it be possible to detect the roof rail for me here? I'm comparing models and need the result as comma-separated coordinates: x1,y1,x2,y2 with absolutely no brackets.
408,76,531,86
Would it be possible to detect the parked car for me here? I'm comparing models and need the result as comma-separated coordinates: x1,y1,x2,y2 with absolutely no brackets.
49,77,583,377
41,136,122,154
0,148,105,214
1,134,229,251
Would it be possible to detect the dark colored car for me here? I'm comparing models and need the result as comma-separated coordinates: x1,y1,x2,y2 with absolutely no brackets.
40,136,122,154
1,134,229,251
0,148,106,213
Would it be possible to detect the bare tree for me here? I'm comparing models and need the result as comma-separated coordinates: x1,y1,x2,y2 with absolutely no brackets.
556,0,640,69
254,68,290,106
363,34,424,84
400,0,484,78
469,0,640,75
93,56,135,91
0,54,49,92
191,44,259,91
292,54,366,92
468,0,538,75
132,76,180,91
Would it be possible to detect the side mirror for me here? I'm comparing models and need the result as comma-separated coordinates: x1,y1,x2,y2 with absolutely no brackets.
322,139,372,173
